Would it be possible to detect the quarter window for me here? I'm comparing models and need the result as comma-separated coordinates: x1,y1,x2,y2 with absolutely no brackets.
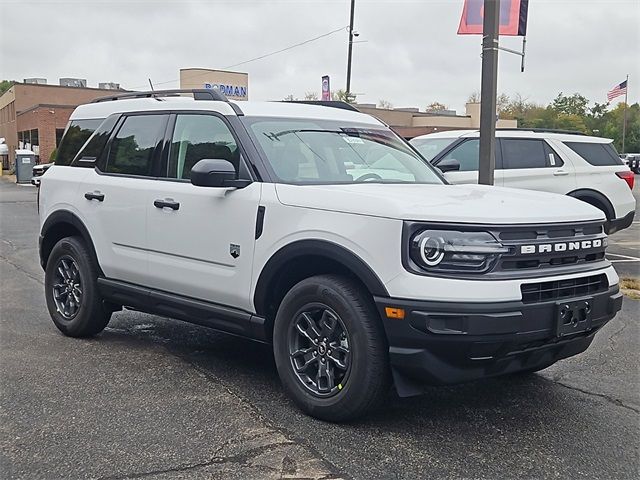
105,115,166,176
166,114,240,180
55,119,103,166
564,142,623,166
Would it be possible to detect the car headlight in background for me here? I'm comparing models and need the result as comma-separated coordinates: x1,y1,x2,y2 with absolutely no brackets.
409,230,509,274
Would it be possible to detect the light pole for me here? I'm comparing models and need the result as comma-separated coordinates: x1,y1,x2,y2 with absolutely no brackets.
346,0,356,99
478,0,500,186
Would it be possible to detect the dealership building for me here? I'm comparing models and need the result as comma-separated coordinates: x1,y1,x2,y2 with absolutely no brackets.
356,102,517,139
179,68,248,101
0,80,124,168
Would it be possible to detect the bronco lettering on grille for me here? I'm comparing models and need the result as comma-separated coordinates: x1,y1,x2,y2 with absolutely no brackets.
520,239,605,255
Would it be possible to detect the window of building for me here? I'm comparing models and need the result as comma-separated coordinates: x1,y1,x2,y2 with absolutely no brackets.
105,115,167,176
166,114,239,180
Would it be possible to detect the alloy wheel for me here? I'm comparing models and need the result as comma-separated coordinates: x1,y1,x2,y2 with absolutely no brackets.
288,304,351,397
52,256,83,320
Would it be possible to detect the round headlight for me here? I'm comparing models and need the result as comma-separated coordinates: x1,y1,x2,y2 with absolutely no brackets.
419,235,445,266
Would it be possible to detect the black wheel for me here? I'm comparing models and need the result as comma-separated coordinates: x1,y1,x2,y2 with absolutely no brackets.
44,236,111,337
273,274,391,422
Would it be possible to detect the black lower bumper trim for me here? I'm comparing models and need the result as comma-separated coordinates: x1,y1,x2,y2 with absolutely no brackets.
375,285,622,393
607,210,635,234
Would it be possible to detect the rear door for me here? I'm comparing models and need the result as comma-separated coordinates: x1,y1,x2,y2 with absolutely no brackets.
76,113,168,286
499,138,575,194
435,138,505,186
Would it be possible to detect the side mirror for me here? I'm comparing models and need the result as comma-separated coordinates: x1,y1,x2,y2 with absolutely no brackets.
190,159,250,188
437,158,461,173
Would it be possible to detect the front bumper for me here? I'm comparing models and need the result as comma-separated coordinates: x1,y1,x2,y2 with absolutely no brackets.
374,285,622,395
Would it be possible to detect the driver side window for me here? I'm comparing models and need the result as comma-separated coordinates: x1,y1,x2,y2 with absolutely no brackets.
166,114,239,180
441,139,479,172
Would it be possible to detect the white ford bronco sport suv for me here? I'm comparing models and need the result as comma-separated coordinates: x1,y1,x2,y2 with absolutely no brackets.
39,90,623,421
411,130,636,234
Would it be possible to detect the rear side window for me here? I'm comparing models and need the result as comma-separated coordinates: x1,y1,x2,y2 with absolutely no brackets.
564,142,623,166
105,115,167,176
501,139,548,169
55,119,103,166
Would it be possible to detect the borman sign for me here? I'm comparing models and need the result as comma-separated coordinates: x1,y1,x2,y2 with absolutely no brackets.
458,0,529,36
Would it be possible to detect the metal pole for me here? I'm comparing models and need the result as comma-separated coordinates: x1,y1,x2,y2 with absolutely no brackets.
622,74,628,154
346,0,356,96
478,0,500,186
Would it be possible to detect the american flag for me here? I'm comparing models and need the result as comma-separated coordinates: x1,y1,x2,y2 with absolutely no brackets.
607,80,628,102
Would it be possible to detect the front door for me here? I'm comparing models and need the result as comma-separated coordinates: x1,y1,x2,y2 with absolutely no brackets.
438,138,505,186
145,113,261,312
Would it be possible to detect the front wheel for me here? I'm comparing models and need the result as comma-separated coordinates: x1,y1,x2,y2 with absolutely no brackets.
44,236,111,337
273,275,391,422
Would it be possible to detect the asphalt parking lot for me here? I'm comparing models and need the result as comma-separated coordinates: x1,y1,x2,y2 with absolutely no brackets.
0,178,638,479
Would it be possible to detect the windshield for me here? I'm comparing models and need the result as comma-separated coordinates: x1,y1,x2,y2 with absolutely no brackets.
243,117,443,185
410,137,457,161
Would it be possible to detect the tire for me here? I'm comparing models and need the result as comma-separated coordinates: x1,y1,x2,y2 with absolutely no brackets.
273,274,391,422
44,236,111,337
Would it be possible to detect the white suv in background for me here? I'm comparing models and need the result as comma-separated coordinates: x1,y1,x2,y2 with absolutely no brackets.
411,130,636,234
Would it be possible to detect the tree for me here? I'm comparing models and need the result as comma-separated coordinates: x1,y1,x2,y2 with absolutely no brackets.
551,92,589,116
425,102,447,111
378,99,393,109
304,91,319,101
332,89,356,103
283,94,297,102
467,91,480,103
0,80,16,96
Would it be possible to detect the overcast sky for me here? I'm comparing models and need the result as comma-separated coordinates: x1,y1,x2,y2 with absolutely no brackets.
1,0,638,113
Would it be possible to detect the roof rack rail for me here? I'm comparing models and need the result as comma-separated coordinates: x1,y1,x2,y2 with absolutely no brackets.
91,89,229,104
496,127,587,136
283,100,360,112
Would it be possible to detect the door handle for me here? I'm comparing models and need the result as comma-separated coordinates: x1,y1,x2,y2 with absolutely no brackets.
553,170,569,176
84,191,104,201
154,199,180,210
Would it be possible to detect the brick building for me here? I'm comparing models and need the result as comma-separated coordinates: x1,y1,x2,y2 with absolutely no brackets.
0,82,124,168
355,102,517,139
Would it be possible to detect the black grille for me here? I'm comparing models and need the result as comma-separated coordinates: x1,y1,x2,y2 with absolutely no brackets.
521,274,608,304
495,222,607,272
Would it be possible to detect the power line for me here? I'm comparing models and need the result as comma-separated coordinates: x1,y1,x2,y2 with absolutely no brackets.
131,26,347,90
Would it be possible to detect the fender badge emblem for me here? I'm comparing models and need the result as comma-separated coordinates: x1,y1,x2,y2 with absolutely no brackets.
230,244,240,259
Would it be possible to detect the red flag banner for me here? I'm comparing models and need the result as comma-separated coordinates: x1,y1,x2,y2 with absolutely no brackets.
458,0,529,36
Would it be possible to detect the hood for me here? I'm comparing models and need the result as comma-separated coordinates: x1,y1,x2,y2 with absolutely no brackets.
275,183,605,225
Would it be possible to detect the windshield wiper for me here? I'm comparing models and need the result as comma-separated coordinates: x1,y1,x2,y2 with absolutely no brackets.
263,129,353,141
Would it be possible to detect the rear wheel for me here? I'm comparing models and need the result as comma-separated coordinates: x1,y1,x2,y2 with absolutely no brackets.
273,274,391,422
44,236,111,337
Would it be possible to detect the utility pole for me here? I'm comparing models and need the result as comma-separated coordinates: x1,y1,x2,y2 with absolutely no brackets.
346,0,356,99
478,0,501,186
622,74,629,154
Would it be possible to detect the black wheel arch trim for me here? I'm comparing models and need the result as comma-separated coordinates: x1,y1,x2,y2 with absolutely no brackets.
40,210,101,273
567,189,615,220
253,239,389,315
